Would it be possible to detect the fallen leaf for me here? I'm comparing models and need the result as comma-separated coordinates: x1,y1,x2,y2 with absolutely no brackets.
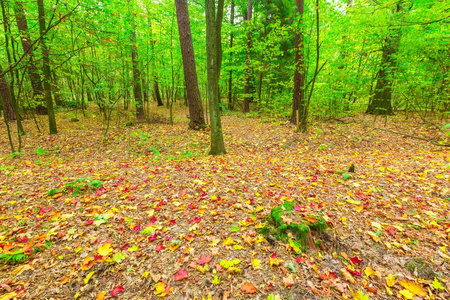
240,282,257,294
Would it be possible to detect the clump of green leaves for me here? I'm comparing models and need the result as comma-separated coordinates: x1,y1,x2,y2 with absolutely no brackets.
48,177,104,197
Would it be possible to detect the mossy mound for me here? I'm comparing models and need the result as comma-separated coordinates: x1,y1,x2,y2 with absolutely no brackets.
258,201,327,252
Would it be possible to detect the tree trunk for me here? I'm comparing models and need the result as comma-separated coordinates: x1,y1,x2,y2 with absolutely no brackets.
243,0,252,113
366,2,402,115
14,1,47,115
147,6,164,107
131,22,144,119
37,0,57,134
228,0,235,110
205,0,226,155
0,64,16,121
175,0,206,129
290,0,305,124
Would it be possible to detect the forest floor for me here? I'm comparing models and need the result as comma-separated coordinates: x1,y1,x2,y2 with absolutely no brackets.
0,106,449,300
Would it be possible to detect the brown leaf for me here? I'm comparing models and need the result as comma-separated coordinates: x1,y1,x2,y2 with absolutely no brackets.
240,282,257,294
340,268,356,284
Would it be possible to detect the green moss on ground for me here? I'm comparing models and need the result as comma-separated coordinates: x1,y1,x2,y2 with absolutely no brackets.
258,201,327,252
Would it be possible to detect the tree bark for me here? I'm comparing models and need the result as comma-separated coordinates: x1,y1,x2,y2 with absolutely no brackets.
243,0,252,113
37,0,57,134
205,0,226,155
366,1,403,115
290,0,305,124
175,0,206,129
14,1,47,115
0,64,16,121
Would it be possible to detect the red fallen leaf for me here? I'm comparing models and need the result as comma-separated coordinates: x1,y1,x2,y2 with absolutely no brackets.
346,268,361,276
110,286,124,297
349,256,363,264
120,244,129,250
385,227,396,235
84,220,94,226
189,217,201,223
197,255,211,265
156,244,164,252
133,225,141,231
296,257,305,263
150,217,157,223
56,231,66,240
38,207,53,215
148,234,158,241
294,205,306,212
356,191,368,200
265,282,274,291
118,228,124,234
270,253,277,258
240,282,257,294
174,269,188,281
169,220,176,225
16,236,29,243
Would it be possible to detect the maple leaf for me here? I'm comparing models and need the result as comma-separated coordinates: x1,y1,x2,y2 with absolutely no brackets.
340,268,356,284
97,244,113,256
96,291,107,300
399,280,426,297
154,282,172,297
349,256,363,264
197,255,211,265
174,269,188,281
386,274,397,287
240,282,257,294
110,286,124,297
156,244,164,252
283,275,295,288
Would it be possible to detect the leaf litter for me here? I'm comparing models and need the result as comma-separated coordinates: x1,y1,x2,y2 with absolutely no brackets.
0,112,449,299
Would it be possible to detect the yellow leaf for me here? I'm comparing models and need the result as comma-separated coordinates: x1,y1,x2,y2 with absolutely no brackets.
222,237,235,245
0,292,17,300
386,274,397,287
364,266,380,278
399,289,414,299
399,280,426,297
98,244,113,256
371,222,382,230
269,257,285,267
252,259,262,270
142,271,149,278
74,292,80,299
84,271,95,284
233,245,244,250
385,286,393,295
97,291,107,300
367,231,380,242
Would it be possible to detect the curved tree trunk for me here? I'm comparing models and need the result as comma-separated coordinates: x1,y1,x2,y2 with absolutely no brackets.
175,0,206,129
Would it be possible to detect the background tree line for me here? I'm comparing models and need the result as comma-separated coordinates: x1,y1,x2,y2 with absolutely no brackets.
0,0,449,151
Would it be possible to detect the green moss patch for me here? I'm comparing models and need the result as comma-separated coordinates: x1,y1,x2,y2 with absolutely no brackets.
258,201,327,252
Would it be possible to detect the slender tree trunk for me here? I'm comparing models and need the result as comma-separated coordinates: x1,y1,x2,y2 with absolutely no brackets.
243,0,252,113
205,0,226,155
131,21,144,119
228,0,235,110
147,5,164,107
290,0,305,125
14,1,47,115
37,0,57,134
175,0,206,129
366,1,403,115
299,0,320,132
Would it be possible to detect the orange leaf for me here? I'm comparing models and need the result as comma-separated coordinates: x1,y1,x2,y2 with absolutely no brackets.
240,282,257,294
283,275,295,288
